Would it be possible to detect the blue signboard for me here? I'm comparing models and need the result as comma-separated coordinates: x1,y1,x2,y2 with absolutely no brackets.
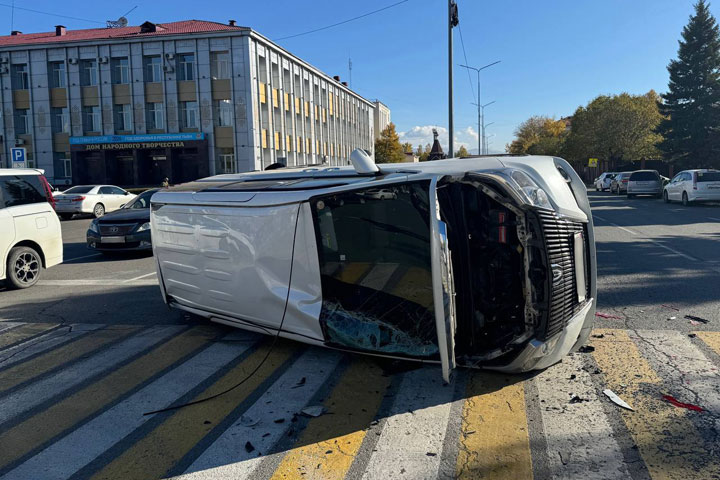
10,147,26,168
69,133,205,145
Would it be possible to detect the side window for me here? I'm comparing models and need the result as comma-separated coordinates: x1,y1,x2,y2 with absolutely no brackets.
0,175,46,208
312,181,438,358
98,187,112,195
109,187,126,195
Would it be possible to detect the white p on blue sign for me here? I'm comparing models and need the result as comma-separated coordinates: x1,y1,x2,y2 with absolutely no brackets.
10,147,26,169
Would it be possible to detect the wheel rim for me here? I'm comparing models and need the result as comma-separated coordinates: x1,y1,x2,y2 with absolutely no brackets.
14,252,39,284
94,204,104,217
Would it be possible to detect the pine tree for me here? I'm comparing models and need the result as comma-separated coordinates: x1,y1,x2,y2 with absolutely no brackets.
374,123,406,163
659,0,720,168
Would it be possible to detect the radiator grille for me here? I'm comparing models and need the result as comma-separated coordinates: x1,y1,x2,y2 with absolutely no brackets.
98,223,137,235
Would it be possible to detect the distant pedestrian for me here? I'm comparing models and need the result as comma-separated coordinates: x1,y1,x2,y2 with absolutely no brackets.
161,177,169,188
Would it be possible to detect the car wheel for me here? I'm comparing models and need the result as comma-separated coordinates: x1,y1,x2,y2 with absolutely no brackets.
93,203,105,218
6,246,41,289
59,213,73,221
663,191,669,203
682,192,690,206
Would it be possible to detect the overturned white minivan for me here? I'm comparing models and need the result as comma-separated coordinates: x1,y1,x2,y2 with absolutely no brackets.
150,152,596,381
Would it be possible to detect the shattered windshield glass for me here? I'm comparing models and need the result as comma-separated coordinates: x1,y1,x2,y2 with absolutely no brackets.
312,181,439,358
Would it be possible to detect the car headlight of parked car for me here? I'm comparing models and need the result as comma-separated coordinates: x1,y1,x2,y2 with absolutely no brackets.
89,220,99,233
136,222,151,232
509,170,554,210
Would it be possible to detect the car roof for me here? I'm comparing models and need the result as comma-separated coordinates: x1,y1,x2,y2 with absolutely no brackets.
0,168,44,176
682,169,720,172
631,169,658,173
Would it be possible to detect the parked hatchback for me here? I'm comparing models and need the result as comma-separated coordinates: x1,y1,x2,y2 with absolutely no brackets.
54,185,136,219
627,170,662,198
0,169,63,289
610,172,632,194
664,169,720,205
594,172,617,191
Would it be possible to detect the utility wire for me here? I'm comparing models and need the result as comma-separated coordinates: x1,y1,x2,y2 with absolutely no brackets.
275,0,410,41
0,2,104,25
457,25,476,104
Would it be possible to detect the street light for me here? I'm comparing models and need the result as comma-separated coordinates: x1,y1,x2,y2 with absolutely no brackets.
484,129,496,154
472,101,496,154
459,60,500,154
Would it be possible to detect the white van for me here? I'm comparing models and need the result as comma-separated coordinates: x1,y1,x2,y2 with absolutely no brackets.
0,169,63,288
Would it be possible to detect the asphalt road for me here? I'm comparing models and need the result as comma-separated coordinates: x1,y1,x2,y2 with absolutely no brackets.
0,192,719,480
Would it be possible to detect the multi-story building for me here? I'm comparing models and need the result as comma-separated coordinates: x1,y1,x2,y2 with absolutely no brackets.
0,20,376,186
373,100,390,139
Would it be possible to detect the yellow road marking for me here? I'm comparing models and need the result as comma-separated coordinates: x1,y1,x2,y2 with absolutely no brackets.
0,323,57,350
456,372,533,480
0,326,140,393
90,340,297,480
391,267,433,308
270,359,391,480
695,331,720,356
0,326,218,470
336,263,371,284
591,328,720,480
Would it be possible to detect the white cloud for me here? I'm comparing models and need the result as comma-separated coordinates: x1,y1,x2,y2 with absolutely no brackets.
398,125,481,154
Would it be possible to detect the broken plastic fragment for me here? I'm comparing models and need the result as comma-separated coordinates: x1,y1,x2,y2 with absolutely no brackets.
663,395,703,412
245,441,255,453
603,389,634,411
684,315,709,324
301,406,327,417
239,415,260,427
595,312,622,320
578,345,595,353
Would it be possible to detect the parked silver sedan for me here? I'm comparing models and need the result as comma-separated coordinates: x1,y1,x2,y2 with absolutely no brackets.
610,172,632,194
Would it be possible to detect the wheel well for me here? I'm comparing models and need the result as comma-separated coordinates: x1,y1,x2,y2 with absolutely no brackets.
12,240,46,268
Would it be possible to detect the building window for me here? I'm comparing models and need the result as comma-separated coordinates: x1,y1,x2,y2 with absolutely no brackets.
179,101,199,129
210,51,230,80
144,56,162,82
259,83,266,104
48,62,66,88
261,129,268,149
11,64,29,90
14,109,29,134
80,60,98,86
111,57,130,84
51,107,70,133
114,104,133,132
214,99,233,127
176,54,195,81
83,105,101,132
146,102,165,130
53,152,72,178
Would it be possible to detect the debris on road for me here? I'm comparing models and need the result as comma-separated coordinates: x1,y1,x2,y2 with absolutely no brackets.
569,395,588,404
239,415,260,427
578,345,595,353
591,333,605,339
603,389,634,411
595,312,623,320
663,395,703,412
245,441,255,453
688,333,697,338
684,315,709,324
300,406,327,418
661,304,680,311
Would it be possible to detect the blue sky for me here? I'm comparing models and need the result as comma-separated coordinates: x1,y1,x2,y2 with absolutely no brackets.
3,0,711,153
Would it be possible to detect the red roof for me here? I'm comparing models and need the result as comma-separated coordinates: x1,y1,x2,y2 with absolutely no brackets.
0,20,245,47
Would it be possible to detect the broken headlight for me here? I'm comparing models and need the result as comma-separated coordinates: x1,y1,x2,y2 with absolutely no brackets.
510,170,554,210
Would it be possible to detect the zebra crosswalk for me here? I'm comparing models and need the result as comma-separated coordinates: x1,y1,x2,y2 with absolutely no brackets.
0,321,719,480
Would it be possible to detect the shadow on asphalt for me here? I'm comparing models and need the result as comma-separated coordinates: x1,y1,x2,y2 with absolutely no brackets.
589,191,720,227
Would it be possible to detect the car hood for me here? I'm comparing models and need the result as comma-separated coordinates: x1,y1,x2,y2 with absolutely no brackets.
97,208,150,223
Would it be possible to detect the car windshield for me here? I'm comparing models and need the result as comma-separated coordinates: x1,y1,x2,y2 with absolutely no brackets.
124,190,156,209
697,171,720,182
630,172,659,181
63,186,93,194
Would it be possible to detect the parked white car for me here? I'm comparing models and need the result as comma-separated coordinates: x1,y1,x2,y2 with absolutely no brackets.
1,169,63,289
594,172,617,191
151,151,597,381
54,185,136,219
664,169,720,205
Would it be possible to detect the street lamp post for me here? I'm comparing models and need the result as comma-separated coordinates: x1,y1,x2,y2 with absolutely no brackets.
471,101,495,154
459,60,500,154
483,123,495,154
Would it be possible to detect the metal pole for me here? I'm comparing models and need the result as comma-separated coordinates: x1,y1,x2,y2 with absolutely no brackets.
448,0,454,158
477,70,481,154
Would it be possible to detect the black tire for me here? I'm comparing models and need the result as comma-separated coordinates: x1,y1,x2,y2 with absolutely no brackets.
93,203,105,218
663,191,669,203
5,246,42,289
59,213,73,221
682,192,690,206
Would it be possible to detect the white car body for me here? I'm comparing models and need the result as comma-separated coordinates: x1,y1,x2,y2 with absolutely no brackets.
664,169,720,204
54,185,136,217
0,169,63,287
151,154,597,381
594,172,617,191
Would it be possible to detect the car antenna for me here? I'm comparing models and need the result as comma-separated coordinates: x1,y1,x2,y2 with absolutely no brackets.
350,148,381,175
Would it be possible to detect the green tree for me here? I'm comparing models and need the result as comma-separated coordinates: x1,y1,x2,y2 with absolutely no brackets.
374,123,406,163
658,0,720,168
507,116,568,155
418,143,432,162
401,142,413,153
454,145,470,157
415,144,424,156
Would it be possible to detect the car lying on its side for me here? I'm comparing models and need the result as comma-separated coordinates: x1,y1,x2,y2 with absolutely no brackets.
150,152,597,381
1,168,63,289
664,169,720,205
627,170,662,198
87,189,158,254
54,185,136,219
594,172,617,191
610,172,632,194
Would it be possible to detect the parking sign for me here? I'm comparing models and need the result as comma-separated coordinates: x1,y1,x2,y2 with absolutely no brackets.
11,147,27,169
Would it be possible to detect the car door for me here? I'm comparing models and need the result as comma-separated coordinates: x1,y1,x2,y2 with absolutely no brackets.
429,176,457,383
109,186,129,210
667,173,682,200
0,181,16,280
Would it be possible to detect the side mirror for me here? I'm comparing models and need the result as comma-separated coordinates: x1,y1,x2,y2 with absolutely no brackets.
125,191,130,195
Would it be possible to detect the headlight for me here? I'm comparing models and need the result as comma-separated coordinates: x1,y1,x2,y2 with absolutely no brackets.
136,222,151,232
510,170,554,210
89,221,99,233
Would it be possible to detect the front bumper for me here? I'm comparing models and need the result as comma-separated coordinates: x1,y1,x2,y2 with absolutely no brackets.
87,231,152,251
